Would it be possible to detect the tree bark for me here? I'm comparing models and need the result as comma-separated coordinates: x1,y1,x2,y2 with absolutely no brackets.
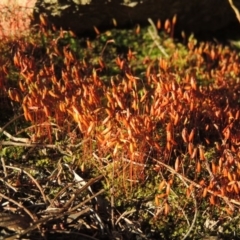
32,0,240,37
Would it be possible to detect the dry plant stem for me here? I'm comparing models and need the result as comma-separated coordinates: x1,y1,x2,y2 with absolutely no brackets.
171,189,190,226
0,114,24,132
15,122,62,139
1,156,7,177
47,231,99,240
148,18,169,58
62,191,77,210
204,160,214,180
6,208,91,240
49,176,104,214
6,188,105,240
228,0,240,23
69,189,105,212
115,209,136,225
101,39,115,56
0,127,30,143
158,159,197,240
0,177,18,192
0,141,57,148
175,172,197,240
48,182,76,208
5,165,48,204
72,175,104,198
110,187,115,229
68,176,104,212
152,158,240,208
0,192,37,222
0,139,90,160
114,209,146,239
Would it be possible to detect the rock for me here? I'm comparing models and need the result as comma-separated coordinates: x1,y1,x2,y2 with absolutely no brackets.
32,0,240,38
